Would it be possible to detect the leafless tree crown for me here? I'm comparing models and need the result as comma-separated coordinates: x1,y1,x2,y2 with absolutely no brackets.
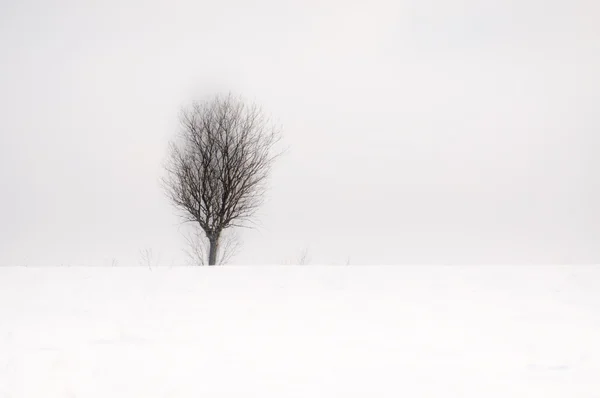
163,94,280,264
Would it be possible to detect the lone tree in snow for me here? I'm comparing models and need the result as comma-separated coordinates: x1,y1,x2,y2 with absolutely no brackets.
163,94,281,265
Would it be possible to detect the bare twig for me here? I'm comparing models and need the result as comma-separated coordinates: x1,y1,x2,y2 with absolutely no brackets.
298,247,311,265
139,248,158,271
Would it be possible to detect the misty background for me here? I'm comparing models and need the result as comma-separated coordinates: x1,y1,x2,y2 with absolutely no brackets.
1,0,598,265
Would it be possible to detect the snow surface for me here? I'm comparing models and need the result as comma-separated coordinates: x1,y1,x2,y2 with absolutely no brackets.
1,265,599,397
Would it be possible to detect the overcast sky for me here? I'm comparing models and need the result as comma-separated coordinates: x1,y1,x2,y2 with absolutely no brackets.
1,0,598,265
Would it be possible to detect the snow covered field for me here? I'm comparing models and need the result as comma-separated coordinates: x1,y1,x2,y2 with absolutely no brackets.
1,265,599,397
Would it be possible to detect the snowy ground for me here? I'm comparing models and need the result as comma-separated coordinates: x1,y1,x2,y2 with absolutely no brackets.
0,265,599,397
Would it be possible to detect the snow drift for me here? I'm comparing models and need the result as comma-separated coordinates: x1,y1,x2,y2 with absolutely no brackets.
1,265,598,397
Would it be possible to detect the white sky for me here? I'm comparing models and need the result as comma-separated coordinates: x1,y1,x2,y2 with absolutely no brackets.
1,0,599,265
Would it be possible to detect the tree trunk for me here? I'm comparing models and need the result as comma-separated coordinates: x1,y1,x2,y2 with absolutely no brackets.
208,236,219,265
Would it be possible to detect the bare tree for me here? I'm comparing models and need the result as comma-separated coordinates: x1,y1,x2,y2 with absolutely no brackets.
163,94,281,265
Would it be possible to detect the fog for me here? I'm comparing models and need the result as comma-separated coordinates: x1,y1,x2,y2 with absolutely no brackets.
1,0,598,265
